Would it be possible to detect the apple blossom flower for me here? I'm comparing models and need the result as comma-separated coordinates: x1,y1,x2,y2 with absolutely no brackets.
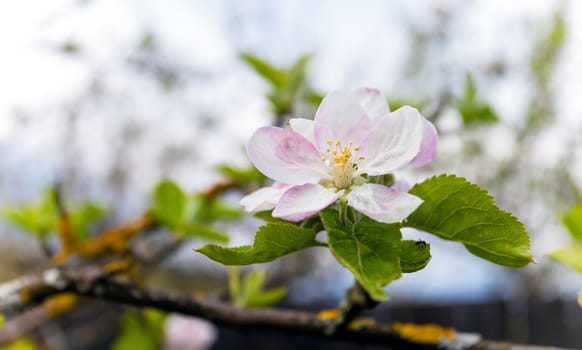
241,88,438,223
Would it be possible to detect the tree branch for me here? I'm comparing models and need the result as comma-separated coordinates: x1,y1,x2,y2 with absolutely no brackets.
0,267,564,350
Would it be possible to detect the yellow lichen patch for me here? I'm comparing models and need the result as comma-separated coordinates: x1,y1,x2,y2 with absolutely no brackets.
4,338,36,350
79,214,153,259
103,258,133,274
52,215,154,266
18,288,31,304
193,291,208,299
52,214,78,266
348,317,376,330
43,293,78,318
317,309,339,321
391,322,456,344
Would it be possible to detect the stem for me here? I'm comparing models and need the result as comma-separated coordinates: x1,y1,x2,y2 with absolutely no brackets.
324,281,379,335
338,198,348,225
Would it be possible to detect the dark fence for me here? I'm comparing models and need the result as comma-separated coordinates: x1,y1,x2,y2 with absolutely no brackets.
213,298,582,349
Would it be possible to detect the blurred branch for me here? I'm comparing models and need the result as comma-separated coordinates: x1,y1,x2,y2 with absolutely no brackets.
0,267,563,350
54,183,77,260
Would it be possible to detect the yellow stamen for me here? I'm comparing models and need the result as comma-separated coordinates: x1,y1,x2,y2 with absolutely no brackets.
358,156,365,160
321,156,327,161
354,146,360,151
326,140,333,145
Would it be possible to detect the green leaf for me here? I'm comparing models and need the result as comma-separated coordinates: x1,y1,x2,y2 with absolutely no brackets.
0,313,4,328
241,270,268,299
285,54,312,95
195,222,318,265
547,247,582,274
192,197,241,222
228,267,241,302
253,210,288,223
400,240,431,273
563,204,582,244
178,223,229,243
70,202,106,241
216,164,266,184
229,268,286,308
149,180,186,228
111,312,158,350
240,53,287,88
406,174,533,267
456,73,499,125
3,187,57,237
245,287,287,308
320,209,402,301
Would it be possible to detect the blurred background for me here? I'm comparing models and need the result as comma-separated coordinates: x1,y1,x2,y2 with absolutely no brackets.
1,0,582,348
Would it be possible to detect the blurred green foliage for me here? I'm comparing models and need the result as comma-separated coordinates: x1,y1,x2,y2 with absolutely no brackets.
3,187,106,242
455,73,499,126
3,188,57,238
228,267,286,308
149,180,230,243
240,53,322,117
548,204,582,277
215,164,265,185
562,204,582,244
526,12,566,130
111,309,166,350
530,14,566,87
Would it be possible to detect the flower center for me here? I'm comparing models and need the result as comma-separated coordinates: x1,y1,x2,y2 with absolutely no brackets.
321,139,365,189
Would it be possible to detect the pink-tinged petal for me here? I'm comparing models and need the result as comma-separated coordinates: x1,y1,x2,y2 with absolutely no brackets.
357,106,425,176
288,118,315,144
313,91,371,153
240,183,291,213
247,126,329,185
352,87,390,122
346,183,423,223
408,118,438,168
273,184,344,222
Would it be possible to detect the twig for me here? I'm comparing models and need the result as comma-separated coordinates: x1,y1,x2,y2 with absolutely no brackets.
0,267,564,350
53,183,77,261
324,282,378,334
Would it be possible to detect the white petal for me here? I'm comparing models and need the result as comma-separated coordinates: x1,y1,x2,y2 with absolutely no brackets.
240,184,291,213
247,126,329,185
408,118,438,168
346,183,423,223
352,87,390,122
273,184,344,222
288,118,315,144
313,91,371,154
357,106,425,176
